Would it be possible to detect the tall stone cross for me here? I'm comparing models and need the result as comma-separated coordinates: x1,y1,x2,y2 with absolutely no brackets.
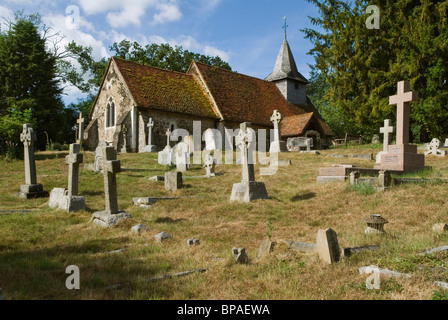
380,119,394,153
102,147,121,215
235,122,255,183
166,128,172,148
77,112,85,143
270,110,283,142
147,117,154,145
283,17,288,40
20,124,37,186
65,144,83,197
389,81,418,145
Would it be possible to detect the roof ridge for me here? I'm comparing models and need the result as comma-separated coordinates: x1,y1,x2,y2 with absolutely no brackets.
112,56,194,77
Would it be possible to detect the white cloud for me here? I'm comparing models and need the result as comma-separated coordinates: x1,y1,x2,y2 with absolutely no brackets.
77,0,182,28
0,5,14,28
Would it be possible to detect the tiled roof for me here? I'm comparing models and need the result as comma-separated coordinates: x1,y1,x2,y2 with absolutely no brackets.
280,113,314,137
113,57,219,119
191,61,306,127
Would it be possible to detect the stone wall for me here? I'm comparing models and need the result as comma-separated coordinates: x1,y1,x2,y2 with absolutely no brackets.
274,79,307,107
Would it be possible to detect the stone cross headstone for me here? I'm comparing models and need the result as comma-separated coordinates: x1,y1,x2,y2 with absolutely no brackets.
49,143,86,212
316,228,341,264
144,118,157,153
375,81,425,172
376,119,395,164
380,119,394,153
390,81,418,145
425,138,447,157
76,112,85,144
19,124,48,199
165,128,172,150
269,110,288,153
230,123,268,203
90,147,131,227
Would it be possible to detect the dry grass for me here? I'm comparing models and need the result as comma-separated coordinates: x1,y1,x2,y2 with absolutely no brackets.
0,146,447,300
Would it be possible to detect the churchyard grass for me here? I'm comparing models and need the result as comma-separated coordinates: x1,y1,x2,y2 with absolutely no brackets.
0,147,447,300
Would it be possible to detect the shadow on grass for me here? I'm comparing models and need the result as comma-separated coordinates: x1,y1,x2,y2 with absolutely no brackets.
291,192,316,202
35,153,69,161
155,217,187,224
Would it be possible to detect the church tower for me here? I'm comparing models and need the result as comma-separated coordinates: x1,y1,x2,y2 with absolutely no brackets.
265,18,309,107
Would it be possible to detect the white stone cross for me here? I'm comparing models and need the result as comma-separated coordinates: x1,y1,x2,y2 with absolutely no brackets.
166,128,172,148
20,124,37,186
389,81,418,145
235,123,255,182
425,138,446,156
102,147,121,215
380,119,394,152
77,112,85,143
65,143,83,197
270,110,283,142
147,117,154,145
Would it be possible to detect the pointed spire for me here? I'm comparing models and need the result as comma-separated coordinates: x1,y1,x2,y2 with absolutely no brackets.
265,38,309,84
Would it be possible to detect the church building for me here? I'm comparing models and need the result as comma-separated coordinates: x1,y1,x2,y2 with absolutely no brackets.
84,36,332,152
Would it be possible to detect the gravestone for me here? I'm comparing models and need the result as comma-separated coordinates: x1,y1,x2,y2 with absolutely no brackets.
158,128,174,165
204,128,219,151
375,119,395,164
155,232,172,243
371,134,380,145
316,228,341,264
18,124,49,199
76,112,85,144
375,81,425,172
269,110,288,153
144,117,157,153
204,152,216,177
165,171,183,191
187,239,201,247
49,143,86,212
424,138,446,157
93,141,108,172
120,124,128,153
175,142,190,172
232,247,249,264
230,123,269,203
91,147,131,228
364,214,388,235
287,137,312,152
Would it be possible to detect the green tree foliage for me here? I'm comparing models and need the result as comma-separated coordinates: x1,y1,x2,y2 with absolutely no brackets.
0,107,32,160
0,13,66,150
302,0,448,143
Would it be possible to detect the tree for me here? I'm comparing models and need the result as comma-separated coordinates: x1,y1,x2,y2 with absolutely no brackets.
302,0,448,143
0,12,65,150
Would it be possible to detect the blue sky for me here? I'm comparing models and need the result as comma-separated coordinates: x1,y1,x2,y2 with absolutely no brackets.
0,0,322,104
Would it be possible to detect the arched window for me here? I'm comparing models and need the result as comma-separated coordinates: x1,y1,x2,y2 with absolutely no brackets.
106,97,115,128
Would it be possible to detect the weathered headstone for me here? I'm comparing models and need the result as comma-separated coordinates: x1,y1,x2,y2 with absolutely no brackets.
378,170,392,190
91,147,131,228
371,134,380,145
93,141,108,172
269,110,288,153
204,152,216,177
131,224,147,234
432,223,448,234
424,138,446,157
165,171,183,191
155,232,172,243
230,123,269,203
187,239,200,247
49,144,86,212
375,81,425,172
204,128,219,151
232,247,249,264
257,238,276,260
287,137,312,152
364,214,388,235
158,128,174,165
175,142,190,172
120,124,128,153
18,124,49,199
316,228,341,264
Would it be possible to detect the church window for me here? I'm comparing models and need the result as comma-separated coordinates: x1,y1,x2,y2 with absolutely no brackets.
106,97,116,128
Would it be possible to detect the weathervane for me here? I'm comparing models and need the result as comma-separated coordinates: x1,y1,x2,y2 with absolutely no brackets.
283,16,288,40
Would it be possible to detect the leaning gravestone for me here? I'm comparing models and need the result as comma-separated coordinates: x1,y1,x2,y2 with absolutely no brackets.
90,147,131,228
18,124,49,199
48,143,86,212
316,228,341,264
230,123,269,203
